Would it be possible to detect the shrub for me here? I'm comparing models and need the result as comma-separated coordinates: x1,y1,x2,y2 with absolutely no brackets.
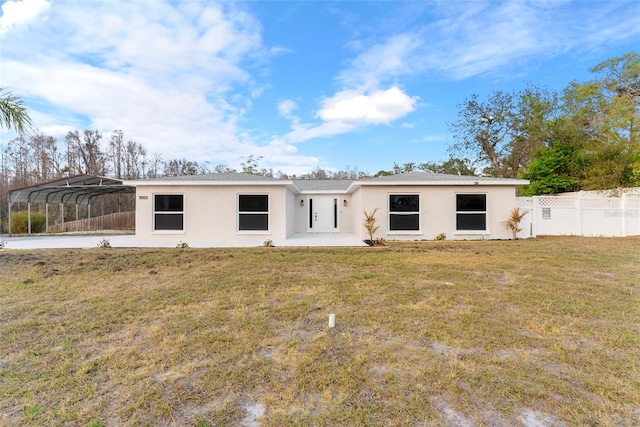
10,211,46,234
262,239,274,247
435,232,447,241
97,238,112,248
176,241,190,248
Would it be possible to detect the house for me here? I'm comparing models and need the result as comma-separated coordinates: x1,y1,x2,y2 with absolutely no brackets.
124,172,529,245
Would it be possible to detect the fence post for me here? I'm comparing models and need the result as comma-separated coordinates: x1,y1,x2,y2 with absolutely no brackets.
531,196,538,237
621,193,627,237
577,191,583,236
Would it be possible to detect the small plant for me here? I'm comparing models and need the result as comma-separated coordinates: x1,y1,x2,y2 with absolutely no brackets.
363,208,380,245
0,240,6,249
504,207,527,240
373,237,386,246
176,241,190,248
97,238,111,248
262,239,275,247
435,232,447,241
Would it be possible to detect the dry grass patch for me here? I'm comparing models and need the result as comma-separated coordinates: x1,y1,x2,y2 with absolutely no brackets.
1,237,639,426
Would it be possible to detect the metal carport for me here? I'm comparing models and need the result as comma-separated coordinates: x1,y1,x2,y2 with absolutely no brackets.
7,174,135,236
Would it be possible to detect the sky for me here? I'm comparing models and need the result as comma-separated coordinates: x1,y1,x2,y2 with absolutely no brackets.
1,0,639,176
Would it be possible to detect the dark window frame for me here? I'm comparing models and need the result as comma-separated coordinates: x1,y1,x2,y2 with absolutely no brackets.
456,194,487,231
153,194,184,231
238,194,269,232
389,194,420,232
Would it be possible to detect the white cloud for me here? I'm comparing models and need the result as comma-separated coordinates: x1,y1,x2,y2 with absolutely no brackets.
277,99,298,120
0,0,50,38
317,87,417,126
282,87,417,143
338,33,424,90
0,0,322,171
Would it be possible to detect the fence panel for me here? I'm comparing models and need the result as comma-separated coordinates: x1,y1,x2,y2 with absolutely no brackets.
533,196,579,236
517,191,640,237
515,198,533,239
48,211,135,233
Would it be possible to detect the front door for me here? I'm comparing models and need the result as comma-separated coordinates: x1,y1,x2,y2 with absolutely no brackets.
308,196,338,233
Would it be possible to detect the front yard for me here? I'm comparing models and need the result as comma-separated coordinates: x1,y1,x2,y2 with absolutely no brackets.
1,237,638,426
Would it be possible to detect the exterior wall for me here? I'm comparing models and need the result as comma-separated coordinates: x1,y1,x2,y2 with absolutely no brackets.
340,194,354,233
134,185,290,244
285,189,296,238
355,185,517,240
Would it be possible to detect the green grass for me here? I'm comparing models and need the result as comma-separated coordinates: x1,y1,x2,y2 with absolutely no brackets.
0,237,639,426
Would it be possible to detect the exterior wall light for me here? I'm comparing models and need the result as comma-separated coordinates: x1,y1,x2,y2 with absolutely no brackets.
343,199,348,207
300,199,304,207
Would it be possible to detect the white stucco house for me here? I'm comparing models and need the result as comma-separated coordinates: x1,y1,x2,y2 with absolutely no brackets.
123,172,529,246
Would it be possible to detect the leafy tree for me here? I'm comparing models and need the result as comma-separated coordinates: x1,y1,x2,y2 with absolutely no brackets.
418,157,477,176
448,85,558,178
561,52,640,189
0,88,33,134
520,142,580,195
240,155,264,175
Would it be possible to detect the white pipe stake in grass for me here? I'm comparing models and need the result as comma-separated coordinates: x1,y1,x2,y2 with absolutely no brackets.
329,313,336,328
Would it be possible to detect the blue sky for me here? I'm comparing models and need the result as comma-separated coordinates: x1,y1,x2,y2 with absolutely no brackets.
1,0,639,175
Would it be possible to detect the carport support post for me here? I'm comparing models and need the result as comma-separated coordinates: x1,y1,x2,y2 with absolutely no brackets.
60,203,64,232
75,204,79,231
28,202,31,234
46,203,49,233
7,194,12,237
88,204,91,231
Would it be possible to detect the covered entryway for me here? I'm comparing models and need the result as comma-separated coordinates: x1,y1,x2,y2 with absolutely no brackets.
307,195,339,233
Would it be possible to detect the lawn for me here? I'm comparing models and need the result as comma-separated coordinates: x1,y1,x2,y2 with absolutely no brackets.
1,237,639,426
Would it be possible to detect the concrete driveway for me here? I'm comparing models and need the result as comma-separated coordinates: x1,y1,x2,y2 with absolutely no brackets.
1,233,368,249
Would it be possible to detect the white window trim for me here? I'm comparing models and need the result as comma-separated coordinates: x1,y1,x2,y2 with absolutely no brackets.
152,193,185,234
237,193,270,234
455,193,487,232
388,193,422,233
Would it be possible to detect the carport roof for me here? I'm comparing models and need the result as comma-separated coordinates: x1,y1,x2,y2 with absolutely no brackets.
8,174,134,205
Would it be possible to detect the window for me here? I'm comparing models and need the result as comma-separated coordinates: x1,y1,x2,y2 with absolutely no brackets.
154,195,184,231
456,194,486,231
389,194,420,231
238,194,269,231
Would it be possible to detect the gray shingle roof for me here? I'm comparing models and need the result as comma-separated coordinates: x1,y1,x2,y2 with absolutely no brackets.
292,180,352,191
360,171,518,183
139,172,283,182
128,171,528,190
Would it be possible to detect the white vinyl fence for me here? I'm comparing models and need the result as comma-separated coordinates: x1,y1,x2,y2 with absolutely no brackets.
515,191,640,238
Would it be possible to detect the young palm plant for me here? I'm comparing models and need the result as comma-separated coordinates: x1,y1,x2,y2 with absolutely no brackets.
504,207,527,240
363,208,380,245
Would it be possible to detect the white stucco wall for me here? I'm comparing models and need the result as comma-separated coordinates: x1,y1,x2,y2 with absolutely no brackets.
354,185,518,240
134,184,291,244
